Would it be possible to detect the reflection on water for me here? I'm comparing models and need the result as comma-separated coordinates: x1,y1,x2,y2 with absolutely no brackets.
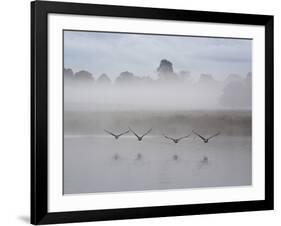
64,135,251,194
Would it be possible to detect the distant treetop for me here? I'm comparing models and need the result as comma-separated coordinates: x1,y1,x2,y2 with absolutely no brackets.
157,59,178,80
198,74,216,84
75,70,94,80
116,71,137,84
64,68,74,79
97,73,111,84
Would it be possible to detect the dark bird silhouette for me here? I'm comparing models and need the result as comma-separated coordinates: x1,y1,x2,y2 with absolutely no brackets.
192,130,220,143
104,129,129,139
163,134,191,143
129,127,152,141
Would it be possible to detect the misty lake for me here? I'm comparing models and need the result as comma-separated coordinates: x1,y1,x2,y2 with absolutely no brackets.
62,31,253,195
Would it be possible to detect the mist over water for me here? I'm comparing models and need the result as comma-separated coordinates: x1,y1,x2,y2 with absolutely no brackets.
63,80,252,194
63,31,252,194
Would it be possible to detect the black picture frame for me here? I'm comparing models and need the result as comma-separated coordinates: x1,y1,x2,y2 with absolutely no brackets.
31,0,274,224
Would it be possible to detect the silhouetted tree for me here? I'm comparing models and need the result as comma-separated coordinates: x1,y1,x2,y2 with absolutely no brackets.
178,70,191,82
157,59,178,80
115,71,137,84
220,80,251,108
224,73,242,84
97,73,111,84
245,72,252,86
244,72,252,106
198,74,216,84
64,68,74,80
75,70,94,81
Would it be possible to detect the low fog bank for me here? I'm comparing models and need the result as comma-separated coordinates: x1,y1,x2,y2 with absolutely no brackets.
64,81,251,111
64,59,251,137
64,110,251,137
65,84,219,111
64,59,252,111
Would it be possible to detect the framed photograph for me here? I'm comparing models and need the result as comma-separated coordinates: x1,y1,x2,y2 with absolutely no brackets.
31,1,274,224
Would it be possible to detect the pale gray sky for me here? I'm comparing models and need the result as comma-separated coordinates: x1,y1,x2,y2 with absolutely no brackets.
64,30,252,80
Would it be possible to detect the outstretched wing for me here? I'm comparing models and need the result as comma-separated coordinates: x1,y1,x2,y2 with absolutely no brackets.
207,132,220,140
192,130,206,141
118,130,129,137
104,129,117,137
178,134,191,141
129,127,140,139
141,128,152,138
163,135,174,141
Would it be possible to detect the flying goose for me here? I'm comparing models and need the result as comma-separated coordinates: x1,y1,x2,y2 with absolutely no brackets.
192,130,220,143
129,127,152,141
163,134,191,143
104,129,129,139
